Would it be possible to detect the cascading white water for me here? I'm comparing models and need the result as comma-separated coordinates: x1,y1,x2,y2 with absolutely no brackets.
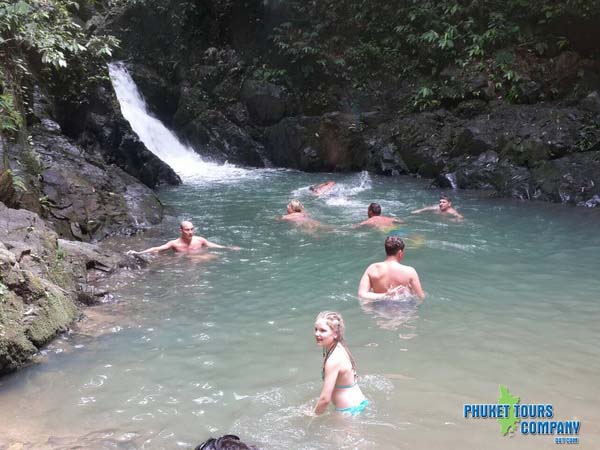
108,62,251,183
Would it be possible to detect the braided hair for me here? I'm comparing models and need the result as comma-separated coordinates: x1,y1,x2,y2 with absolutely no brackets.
316,311,357,379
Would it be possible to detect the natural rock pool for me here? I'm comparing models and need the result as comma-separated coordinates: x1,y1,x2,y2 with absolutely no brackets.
1,169,599,449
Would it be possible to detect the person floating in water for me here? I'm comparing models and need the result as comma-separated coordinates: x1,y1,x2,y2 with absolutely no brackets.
313,311,368,415
309,180,336,196
412,195,463,220
354,202,404,230
358,236,424,301
280,200,327,231
126,220,240,255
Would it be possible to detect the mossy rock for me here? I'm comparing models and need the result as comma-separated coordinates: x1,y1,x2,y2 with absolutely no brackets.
0,291,37,374
25,288,78,348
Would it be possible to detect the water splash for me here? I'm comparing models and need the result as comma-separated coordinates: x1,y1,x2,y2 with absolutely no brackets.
324,171,373,207
108,62,254,183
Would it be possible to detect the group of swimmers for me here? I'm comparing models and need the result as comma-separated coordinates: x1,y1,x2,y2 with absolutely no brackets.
126,185,463,417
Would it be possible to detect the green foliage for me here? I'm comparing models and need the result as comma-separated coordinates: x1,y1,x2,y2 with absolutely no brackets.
0,0,119,133
267,0,600,95
0,0,118,69
412,86,440,111
253,65,288,85
0,88,22,134
6,169,27,193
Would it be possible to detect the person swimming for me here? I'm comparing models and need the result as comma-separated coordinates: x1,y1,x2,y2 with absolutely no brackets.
354,202,404,231
126,220,240,255
309,180,336,196
280,200,329,232
313,311,368,415
412,195,464,220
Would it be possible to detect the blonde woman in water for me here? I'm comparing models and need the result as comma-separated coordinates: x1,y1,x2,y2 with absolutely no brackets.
313,311,368,415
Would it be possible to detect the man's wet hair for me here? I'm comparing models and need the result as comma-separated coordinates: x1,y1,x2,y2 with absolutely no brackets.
385,236,405,256
439,195,450,202
368,202,381,216
194,434,258,450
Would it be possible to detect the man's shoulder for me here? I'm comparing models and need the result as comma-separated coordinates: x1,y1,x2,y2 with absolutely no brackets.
366,261,386,273
395,262,417,272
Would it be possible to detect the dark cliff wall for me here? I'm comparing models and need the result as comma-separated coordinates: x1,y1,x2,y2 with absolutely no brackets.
102,0,600,207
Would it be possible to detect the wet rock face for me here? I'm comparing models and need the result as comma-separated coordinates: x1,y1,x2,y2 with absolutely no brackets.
0,203,136,375
531,151,600,204
30,122,164,242
176,109,267,166
73,83,182,189
0,204,77,374
263,111,405,173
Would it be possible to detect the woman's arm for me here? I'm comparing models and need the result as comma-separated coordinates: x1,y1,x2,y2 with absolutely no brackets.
314,359,339,415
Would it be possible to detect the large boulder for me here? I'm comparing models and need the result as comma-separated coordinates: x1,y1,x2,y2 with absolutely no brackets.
241,79,288,126
0,204,79,374
263,112,380,172
531,151,600,204
0,203,135,374
263,116,321,170
30,122,164,241
176,109,266,166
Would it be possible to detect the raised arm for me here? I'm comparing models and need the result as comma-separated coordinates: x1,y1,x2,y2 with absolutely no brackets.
409,268,425,299
314,359,340,415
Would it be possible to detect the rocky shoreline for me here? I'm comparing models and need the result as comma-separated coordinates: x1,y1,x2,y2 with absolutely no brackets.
0,73,167,375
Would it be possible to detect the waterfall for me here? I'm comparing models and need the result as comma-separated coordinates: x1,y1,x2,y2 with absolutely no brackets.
108,62,250,183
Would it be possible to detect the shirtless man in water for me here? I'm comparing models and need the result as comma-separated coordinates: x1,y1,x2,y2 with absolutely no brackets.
358,236,424,301
127,221,239,255
355,203,404,230
412,195,463,220
280,200,327,230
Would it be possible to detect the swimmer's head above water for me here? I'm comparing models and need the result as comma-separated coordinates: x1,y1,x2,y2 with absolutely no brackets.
180,220,195,240
287,199,304,213
439,195,452,211
385,235,405,256
367,202,382,217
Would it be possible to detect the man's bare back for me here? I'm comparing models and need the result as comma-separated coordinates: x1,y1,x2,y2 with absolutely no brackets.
363,261,420,294
358,216,403,230
281,201,328,231
355,203,404,230
358,236,424,301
